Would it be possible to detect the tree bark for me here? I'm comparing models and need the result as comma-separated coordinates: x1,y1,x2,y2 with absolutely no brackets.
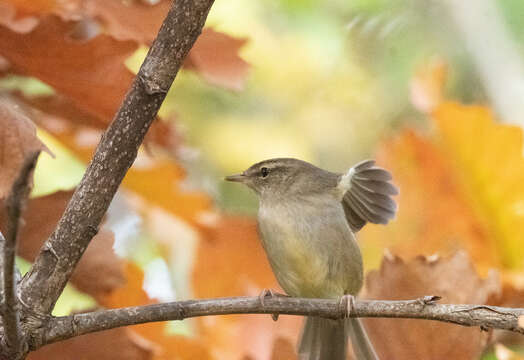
19,0,215,320
0,152,40,359
42,295,524,346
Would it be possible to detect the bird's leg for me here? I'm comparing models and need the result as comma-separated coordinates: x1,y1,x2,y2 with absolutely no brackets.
258,289,289,321
339,294,356,318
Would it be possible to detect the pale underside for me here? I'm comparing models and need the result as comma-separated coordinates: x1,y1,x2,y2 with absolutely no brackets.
258,195,363,298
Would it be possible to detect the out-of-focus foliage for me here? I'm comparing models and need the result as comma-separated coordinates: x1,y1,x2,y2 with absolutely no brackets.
2,0,524,359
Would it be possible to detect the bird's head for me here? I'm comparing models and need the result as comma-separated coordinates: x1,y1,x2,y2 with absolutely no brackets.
225,158,337,198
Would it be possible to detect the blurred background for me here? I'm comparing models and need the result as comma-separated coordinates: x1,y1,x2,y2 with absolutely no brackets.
1,0,524,359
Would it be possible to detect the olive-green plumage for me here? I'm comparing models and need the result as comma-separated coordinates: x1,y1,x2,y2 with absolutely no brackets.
226,158,398,360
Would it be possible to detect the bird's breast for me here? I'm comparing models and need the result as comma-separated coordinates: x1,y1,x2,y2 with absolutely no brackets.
257,198,363,298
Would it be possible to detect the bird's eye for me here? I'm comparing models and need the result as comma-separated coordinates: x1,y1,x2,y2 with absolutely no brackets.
260,167,269,178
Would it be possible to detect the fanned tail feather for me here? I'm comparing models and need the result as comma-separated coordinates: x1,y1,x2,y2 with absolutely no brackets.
341,160,398,232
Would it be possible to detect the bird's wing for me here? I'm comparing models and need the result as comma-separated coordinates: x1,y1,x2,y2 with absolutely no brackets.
340,160,398,232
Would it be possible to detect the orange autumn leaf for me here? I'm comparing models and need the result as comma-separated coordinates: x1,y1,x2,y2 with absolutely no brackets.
363,99,524,273
16,93,181,157
0,1,39,33
185,28,250,91
1,0,249,90
193,216,276,297
0,15,137,121
434,102,524,269
122,160,212,225
82,1,250,90
360,130,498,270
100,262,153,308
0,0,77,18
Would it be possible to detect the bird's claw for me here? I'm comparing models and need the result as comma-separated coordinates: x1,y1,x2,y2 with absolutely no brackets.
339,294,356,319
259,289,288,321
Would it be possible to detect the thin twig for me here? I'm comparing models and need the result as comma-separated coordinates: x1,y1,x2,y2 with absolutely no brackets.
44,296,524,346
19,0,216,321
1,152,40,358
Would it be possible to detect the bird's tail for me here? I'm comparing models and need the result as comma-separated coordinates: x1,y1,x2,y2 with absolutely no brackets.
347,317,378,360
298,316,378,360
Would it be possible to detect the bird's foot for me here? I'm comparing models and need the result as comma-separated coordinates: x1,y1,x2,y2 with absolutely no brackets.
258,289,288,321
339,294,356,319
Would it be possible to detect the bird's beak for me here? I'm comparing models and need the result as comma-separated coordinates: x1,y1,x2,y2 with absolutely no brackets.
224,173,246,183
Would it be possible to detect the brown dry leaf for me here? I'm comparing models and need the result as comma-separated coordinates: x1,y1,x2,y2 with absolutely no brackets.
0,96,49,199
0,190,125,300
83,0,171,44
362,251,500,360
27,327,154,360
186,28,250,91
20,92,106,129
0,15,137,121
409,57,447,113
17,93,182,157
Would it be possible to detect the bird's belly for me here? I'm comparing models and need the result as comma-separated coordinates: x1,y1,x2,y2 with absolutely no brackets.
258,207,359,298
267,236,341,298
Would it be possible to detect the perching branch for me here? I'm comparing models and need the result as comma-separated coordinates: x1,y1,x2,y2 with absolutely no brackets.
43,296,524,346
18,0,215,324
1,152,40,359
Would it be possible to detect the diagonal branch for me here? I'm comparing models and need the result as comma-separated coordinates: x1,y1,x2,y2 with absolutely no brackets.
19,0,216,320
1,152,40,358
43,296,524,346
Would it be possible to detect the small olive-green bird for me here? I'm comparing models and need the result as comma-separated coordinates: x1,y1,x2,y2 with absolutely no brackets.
226,158,398,360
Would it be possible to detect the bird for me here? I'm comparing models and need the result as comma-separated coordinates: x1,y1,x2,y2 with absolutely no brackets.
225,158,398,360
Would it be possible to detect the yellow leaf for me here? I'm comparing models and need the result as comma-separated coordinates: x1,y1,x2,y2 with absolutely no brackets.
434,102,524,269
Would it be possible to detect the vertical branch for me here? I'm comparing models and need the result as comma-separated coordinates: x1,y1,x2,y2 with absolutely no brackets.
19,0,216,319
1,152,40,359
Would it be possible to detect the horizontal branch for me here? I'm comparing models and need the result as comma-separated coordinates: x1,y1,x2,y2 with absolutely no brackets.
44,296,524,346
